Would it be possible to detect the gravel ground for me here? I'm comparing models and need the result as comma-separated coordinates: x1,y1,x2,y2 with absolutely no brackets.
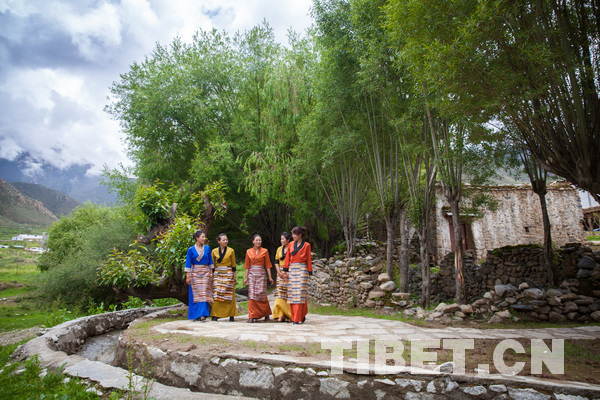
0,326,42,346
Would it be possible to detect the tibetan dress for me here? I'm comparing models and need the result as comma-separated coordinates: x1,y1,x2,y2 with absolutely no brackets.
185,244,214,320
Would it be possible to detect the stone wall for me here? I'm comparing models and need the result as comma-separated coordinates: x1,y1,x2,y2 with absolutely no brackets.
435,243,599,302
313,241,600,314
434,182,585,264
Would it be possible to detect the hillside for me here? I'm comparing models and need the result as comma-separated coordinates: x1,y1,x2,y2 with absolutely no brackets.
0,178,57,226
10,182,80,216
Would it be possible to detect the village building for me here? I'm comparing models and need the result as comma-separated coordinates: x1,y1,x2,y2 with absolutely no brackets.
432,181,585,264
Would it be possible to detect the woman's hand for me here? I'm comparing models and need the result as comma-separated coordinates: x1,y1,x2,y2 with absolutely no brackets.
269,277,274,285
186,275,191,284
243,278,248,286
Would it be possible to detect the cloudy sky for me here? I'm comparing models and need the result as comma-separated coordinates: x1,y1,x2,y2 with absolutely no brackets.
0,0,313,177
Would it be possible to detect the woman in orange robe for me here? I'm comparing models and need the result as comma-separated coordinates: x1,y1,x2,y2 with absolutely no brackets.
243,233,274,323
283,226,312,324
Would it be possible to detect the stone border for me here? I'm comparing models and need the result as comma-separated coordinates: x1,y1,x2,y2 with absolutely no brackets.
12,306,600,400
12,306,255,400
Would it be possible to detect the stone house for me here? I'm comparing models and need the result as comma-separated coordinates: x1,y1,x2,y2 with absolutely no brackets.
432,181,585,264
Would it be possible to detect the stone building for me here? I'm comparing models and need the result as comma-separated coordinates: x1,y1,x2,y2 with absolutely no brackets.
433,181,585,264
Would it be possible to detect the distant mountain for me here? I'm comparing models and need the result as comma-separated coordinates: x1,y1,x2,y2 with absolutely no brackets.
10,182,81,217
0,155,117,205
0,178,58,226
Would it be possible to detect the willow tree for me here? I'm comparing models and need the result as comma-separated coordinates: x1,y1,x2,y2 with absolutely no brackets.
400,113,437,309
386,0,600,201
312,0,410,278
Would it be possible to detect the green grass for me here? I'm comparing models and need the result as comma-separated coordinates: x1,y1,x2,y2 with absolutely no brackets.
0,342,102,400
587,235,600,241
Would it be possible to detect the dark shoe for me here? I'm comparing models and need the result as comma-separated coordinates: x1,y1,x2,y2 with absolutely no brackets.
248,318,255,323
302,317,306,323
200,316,206,321
211,317,218,321
293,322,299,325
229,317,235,322
264,316,270,321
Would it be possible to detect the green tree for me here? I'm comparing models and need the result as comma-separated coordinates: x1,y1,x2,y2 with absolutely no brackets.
386,0,600,201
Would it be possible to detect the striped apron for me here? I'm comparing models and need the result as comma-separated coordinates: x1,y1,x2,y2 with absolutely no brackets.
190,264,213,303
248,265,267,301
288,262,309,304
275,273,289,300
213,265,235,302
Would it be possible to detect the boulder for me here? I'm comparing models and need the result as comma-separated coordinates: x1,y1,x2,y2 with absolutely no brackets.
524,288,545,300
359,282,373,290
496,310,511,319
459,304,473,314
577,255,596,270
591,311,600,322
377,273,391,283
518,282,530,291
368,291,386,300
364,300,376,308
548,312,567,323
443,303,461,314
380,281,397,292
494,284,514,297
488,315,504,324
562,302,579,313
577,269,592,279
392,292,411,300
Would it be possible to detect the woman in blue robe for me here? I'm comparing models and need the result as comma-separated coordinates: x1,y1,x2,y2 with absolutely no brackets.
185,230,214,321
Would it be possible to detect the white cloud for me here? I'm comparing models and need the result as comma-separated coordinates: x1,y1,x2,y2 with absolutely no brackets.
0,0,313,177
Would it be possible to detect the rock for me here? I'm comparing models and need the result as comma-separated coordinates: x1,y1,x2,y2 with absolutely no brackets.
495,284,514,297
461,386,487,396
560,292,578,301
547,297,562,306
443,303,460,314
365,300,376,308
459,304,473,314
577,255,596,270
434,362,454,373
319,378,350,399
454,311,466,318
392,292,411,300
562,302,579,313
488,315,504,324
489,384,507,393
576,269,592,279
430,312,443,319
524,288,545,300
377,273,391,283
370,265,383,273
546,288,562,297
368,291,386,300
518,282,530,290
380,281,397,292
360,282,373,290
434,303,447,312
574,296,594,305
591,311,600,322
548,311,567,323
496,310,511,319
483,291,494,300
239,368,274,389
507,388,551,400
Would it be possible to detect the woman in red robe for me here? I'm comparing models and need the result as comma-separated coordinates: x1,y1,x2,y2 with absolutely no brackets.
283,226,312,324
243,233,274,323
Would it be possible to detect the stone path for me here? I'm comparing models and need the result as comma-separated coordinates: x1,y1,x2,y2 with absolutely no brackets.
154,311,600,343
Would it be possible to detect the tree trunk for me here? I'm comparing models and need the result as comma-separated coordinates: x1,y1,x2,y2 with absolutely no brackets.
114,274,189,305
449,199,465,304
385,216,395,278
399,210,410,293
538,192,555,286
418,229,430,309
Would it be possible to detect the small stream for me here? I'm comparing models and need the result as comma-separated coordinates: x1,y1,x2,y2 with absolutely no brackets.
75,329,123,365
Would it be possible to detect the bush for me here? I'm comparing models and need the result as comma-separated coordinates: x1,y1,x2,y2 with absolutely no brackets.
35,205,136,310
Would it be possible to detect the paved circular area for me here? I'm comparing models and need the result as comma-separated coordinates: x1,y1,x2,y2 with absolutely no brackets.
154,312,600,343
